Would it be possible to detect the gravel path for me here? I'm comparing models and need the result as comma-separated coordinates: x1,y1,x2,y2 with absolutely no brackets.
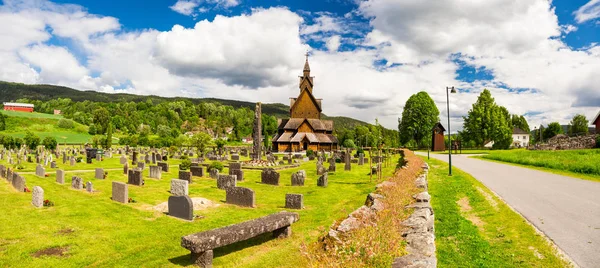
417,152,600,268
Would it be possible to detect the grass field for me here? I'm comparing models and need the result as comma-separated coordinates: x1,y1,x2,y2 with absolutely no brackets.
0,110,91,144
425,158,570,267
0,152,396,267
478,149,600,181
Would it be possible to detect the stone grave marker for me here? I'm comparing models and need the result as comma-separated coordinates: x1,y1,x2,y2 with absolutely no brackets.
230,169,244,181
112,182,128,203
261,168,280,185
95,168,104,179
12,174,25,192
149,165,162,179
291,170,305,186
179,170,192,183
157,162,169,172
190,166,203,177
56,169,65,184
168,195,194,221
231,154,240,161
96,154,101,161
317,164,326,175
209,168,219,179
50,161,57,168
71,176,83,190
127,169,143,186
86,181,93,193
358,153,364,165
170,179,189,196
285,194,303,209
217,175,237,190
35,164,45,177
137,162,145,170
318,173,328,187
123,163,129,175
120,155,127,165
32,186,44,208
225,187,255,207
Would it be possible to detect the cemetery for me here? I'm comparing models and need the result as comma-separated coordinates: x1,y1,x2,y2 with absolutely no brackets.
0,145,404,267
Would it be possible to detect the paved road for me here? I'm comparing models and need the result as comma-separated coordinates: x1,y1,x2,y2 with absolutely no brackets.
417,152,600,268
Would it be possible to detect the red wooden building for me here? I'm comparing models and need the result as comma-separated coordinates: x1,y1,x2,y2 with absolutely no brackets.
3,102,34,112
593,110,600,134
431,122,446,151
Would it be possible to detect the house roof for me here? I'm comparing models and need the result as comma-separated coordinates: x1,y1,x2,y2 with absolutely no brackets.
594,110,600,124
512,127,529,135
432,122,445,132
276,132,294,142
283,118,305,130
290,88,323,113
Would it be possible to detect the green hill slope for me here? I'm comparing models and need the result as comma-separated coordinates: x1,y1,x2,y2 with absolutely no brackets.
0,110,91,144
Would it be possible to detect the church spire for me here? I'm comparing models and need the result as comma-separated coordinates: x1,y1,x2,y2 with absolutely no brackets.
303,51,310,76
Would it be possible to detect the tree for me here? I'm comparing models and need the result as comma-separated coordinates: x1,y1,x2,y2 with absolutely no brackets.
568,114,588,135
398,91,439,148
103,123,113,149
215,138,226,154
93,107,110,134
24,131,40,150
343,139,356,149
511,114,530,132
1,135,14,149
544,122,563,140
88,123,97,135
491,106,513,149
42,136,58,151
191,132,213,156
14,137,23,148
463,89,496,147
157,125,171,137
0,113,5,131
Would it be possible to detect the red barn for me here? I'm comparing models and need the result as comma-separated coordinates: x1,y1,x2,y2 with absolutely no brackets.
431,122,446,151
594,110,600,134
3,102,34,112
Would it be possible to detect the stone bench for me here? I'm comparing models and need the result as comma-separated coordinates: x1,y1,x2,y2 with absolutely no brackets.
181,211,299,267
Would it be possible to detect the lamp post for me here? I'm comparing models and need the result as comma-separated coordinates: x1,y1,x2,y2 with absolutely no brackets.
446,86,457,176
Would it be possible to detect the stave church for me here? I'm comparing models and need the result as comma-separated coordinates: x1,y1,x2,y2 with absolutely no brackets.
272,55,339,152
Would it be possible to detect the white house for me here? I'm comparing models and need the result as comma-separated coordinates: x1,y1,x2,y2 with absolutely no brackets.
512,127,530,148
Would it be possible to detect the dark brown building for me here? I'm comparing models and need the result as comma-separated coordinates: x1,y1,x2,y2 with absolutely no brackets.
431,122,446,151
594,110,600,134
271,55,339,152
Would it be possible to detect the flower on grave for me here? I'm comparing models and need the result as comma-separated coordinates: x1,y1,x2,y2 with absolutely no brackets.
44,173,49,177
43,199,55,207
128,197,137,203
24,187,31,193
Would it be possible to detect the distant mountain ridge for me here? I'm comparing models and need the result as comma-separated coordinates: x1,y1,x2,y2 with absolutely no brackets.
0,81,371,130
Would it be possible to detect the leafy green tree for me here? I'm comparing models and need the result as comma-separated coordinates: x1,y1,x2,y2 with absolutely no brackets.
103,123,113,149
23,131,40,150
42,136,58,151
343,139,356,148
544,122,563,140
568,114,589,135
88,123,97,135
57,118,74,129
191,132,213,156
511,114,530,132
93,107,110,134
463,89,496,147
0,113,5,131
398,91,439,148
491,106,513,149
14,137,23,149
215,138,226,154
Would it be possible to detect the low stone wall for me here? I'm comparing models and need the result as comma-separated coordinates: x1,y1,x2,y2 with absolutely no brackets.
392,163,436,268
533,134,598,150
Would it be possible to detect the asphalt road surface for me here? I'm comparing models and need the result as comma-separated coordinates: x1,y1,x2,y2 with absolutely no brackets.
417,152,600,268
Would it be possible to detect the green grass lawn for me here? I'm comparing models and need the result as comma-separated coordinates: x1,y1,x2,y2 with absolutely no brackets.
0,110,63,119
1,111,91,144
477,149,600,181
425,157,570,267
0,152,394,267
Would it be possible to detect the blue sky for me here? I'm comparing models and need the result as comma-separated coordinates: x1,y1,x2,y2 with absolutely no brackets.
1,0,599,129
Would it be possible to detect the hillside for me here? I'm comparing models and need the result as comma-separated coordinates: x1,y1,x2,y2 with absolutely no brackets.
0,81,370,128
0,110,91,144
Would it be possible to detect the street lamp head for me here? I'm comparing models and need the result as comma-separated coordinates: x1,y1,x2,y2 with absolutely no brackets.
450,86,457,93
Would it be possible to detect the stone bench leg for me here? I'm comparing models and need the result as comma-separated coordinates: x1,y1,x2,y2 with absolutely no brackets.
191,250,213,267
273,225,292,238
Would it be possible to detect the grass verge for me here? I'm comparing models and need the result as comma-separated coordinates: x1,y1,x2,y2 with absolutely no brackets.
424,157,571,268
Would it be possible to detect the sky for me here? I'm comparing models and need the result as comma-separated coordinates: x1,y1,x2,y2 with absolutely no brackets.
1,0,599,130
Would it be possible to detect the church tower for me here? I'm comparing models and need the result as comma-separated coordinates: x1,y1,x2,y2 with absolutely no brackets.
299,53,314,94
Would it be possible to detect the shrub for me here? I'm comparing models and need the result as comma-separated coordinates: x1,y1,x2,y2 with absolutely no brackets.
596,135,600,148
179,159,191,170
57,118,74,129
42,136,58,151
24,131,40,150
209,161,224,172
306,149,315,157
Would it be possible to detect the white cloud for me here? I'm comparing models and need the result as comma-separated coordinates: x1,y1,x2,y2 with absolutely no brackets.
170,0,199,16
574,0,600,23
19,44,89,84
326,35,341,52
169,0,240,16
561,24,578,34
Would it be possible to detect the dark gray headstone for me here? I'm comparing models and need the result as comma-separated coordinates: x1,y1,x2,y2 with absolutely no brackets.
318,173,328,187
168,195,193,221
285,194,303,209
157,162,169,172
71,176,83,190
190,166,204,177
209,168,219,179
95,168,104,179
217,175,237,190
123,163,129,175
179,170,192,183
231,154,240,161
291,170,305,186
229,162,241,171
127,169,143,186
230,169,244,181
12,173,25,192
112,181,128,203
261,168,280,185
225,187,255,207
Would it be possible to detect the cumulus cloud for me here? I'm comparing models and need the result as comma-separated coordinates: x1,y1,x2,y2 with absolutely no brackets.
326,35,341,51
170,0,199,15
19,44,88,83
574,0,600,23
170,0,240,16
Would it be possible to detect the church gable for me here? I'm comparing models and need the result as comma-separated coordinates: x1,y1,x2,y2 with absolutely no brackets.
298,120,314,132
291,89,321,119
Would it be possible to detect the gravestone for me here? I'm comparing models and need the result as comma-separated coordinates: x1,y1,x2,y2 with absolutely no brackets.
7,169,13,183
217,175,237,190
95,168,104,179
132,151,138,164
151,153,156,164
62,152,67,164
127,169,143,186
252,103,262,160
35,164,45,177
225,187,255,207
179,170,192,183
157,162,169,172
112,182,128,203
71,176,83,190
230,169,244,181
137,162,145,170
190,166,204,177
56,169,65,184
170,179,189,196
209,168,219,179
168,195,194,221
50,161,57,168
120,155,127,165
149,166,162,179
32,186,44,208
0,165,5,178
344,149,351,171
261,168,280,185
318,173,328,187
123,163,129,175
291,170,305,186
86,181,93,193
358,153,364,165
96,154,102,161
70,157,76,166
285,194,303,209
231,154,240,161
229,162,241,171
12,174,25,192
317,164,326,175
328,162,336,172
